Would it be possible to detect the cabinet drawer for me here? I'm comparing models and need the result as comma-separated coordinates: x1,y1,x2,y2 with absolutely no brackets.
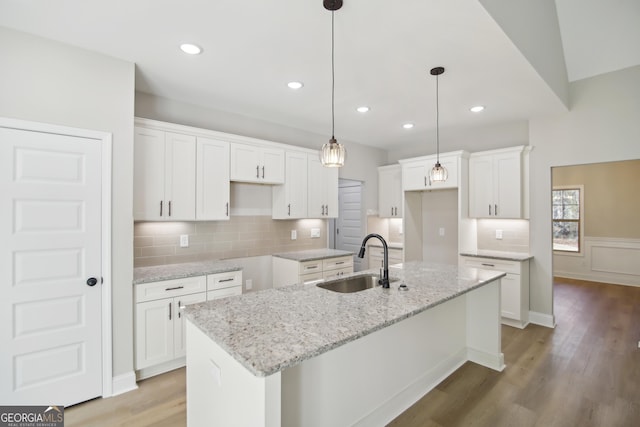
323,266,353,280
135,276,207,303
207,286,242,301
323,255,353,271
299,259,323,274
299,271,324,284
461,257,521,275
207,270,242,291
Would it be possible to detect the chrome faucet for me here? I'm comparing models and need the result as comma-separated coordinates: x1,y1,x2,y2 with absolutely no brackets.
357,233,390,288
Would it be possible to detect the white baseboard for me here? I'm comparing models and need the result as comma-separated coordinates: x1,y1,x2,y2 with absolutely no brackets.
136,357,186,381
353,349,467,427
529,311,555,328
111,371,138,397
467,348,505,372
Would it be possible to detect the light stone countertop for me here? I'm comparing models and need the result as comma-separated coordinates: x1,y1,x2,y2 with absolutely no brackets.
272,248,353,262
133,260,243,285
185,261,505,377
459,250,533,262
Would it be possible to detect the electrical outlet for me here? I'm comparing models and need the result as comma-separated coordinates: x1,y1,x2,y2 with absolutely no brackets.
245,279,253,290
439,227,445,237
291,230,297,240
310,228,320,238
495,229,503,240
180,234,189,247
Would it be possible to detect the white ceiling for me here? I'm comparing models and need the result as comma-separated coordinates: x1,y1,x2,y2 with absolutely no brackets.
1,0,638,150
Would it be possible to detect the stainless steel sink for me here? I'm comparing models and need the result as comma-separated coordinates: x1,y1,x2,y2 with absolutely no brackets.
317,274,398,293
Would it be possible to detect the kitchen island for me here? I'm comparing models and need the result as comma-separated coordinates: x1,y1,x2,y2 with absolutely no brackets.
185,261,506,427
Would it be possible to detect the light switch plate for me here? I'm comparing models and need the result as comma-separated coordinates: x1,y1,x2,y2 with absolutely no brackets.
291,230,297,240
495,229,503,240
311,228,321,238
180,234,189,247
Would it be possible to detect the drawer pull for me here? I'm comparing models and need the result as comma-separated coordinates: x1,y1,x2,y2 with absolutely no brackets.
334,261,345,265
305,265,319,270
481,263,495,267
218,278,235,282
165,286,184,291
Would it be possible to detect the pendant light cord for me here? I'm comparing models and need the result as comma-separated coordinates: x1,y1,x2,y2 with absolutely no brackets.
436,73,440,163
331,10,335,140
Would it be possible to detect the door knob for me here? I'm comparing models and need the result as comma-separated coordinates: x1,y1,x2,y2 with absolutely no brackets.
86,277,98,287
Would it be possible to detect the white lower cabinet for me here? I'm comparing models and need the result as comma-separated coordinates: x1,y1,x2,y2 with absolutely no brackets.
460,256,530,328
135,270,242,378
273,255,354,288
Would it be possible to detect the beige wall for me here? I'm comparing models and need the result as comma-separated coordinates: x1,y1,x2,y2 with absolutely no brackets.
134,217,327,267
0,28,135,378
552,160,640,238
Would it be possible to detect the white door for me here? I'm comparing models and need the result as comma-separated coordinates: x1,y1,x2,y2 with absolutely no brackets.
335,181,363,271
0,126,103,406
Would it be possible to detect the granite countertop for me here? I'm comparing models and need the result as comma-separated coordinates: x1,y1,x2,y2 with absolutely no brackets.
459,250,533,262
133,260,243,284
272,248,353,262
185,261,505,377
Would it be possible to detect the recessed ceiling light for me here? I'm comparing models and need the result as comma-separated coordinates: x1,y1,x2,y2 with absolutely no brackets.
470,105,485,113
287,81,304,90
403,123,414,129
356,106,370,113
180,43,202,55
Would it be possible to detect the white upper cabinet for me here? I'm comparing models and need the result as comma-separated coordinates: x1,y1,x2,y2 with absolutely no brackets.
400,152,463,191
196,137,230,220
230,142,285,184
134,127,196,221
378,164,402,218
272,151,308,219
469,146,525,218
307,154,339,218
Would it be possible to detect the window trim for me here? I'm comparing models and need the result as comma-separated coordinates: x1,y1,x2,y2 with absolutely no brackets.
552,185,584,256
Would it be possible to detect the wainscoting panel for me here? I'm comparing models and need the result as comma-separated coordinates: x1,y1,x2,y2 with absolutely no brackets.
554,237,640,286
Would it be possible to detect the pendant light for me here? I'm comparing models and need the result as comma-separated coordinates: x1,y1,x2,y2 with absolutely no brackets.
429,66,448,182
321,0,346,168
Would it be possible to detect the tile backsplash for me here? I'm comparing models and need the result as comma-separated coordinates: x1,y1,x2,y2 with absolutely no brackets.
476,219,529,253
134,216,327,267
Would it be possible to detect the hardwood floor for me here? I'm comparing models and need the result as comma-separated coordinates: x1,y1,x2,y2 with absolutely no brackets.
66,278,640,426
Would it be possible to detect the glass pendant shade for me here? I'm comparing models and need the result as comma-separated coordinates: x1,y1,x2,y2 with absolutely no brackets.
321,137,346,167
430,161,448,182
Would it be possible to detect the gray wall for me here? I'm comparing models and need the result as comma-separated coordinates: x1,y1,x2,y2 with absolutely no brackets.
529,65,640,321
0,27,135,377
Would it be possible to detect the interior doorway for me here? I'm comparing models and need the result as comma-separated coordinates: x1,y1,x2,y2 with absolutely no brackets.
329,179,364,271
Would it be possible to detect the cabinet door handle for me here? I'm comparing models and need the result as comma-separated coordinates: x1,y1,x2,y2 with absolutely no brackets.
226,202,229,217
262,166,265,178
391,207,394,216
178,301,181,318
169,302,172,320
169,201,172,217
160,200,163,216
481,263,495,267
256,165,260,178
495,204,498,216
288,204,291,216
165,286,184,291
424,176,427,187
489,204,492,216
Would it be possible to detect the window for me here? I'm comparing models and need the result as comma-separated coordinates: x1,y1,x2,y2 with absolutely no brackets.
552,188,581,252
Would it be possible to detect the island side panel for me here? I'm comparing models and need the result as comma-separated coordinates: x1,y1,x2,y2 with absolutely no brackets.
282,295,469,427
465,279,505,371
186,320,281,427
